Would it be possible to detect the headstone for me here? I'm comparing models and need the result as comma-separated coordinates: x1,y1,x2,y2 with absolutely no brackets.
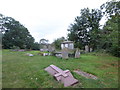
85,45,89,53
61,48,68,59
45,65,78,87
42,45,48,51
90,48,93,52
43,53,48,56
75,48,80,58
48,45,53,52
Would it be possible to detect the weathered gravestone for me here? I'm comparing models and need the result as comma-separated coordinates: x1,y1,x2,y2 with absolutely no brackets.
90,48,93,52
61,48,68,59
45,65,78,87
43,53,49,56
85,45,89,53
75,48,80,58
48,45,55,52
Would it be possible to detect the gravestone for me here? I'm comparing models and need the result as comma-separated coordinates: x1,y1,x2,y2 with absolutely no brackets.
48,45,54,52
45,65,78,87
43,53,48,56
90,48,93,52
85,45,89,53
61,48,68,59
48,45,52,52
75,48,80,58
43,45,48,51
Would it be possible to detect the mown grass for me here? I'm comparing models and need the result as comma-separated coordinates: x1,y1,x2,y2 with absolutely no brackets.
2,49,119,88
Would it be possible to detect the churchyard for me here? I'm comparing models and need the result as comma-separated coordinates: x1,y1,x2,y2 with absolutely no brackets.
2,49,119,88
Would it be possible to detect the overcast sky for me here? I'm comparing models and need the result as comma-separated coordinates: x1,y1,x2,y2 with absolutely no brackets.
0,0,109,43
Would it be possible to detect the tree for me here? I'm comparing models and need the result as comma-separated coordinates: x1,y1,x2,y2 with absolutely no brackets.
39,38,49,45
0,14,6,33
52,37,66,50
2,14,35,49
39,38,49,49
100,0,120,18
100,0,120,57
32,42,40,50
67,8,102,50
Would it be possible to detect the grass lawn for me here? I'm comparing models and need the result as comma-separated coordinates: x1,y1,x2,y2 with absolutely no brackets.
2,49,119,88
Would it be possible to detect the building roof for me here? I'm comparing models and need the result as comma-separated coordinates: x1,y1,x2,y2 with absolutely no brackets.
61,41,73,44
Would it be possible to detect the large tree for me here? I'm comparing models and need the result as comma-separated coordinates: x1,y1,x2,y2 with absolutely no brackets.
100,0,120,57
1,14,35,49
67,8,102,50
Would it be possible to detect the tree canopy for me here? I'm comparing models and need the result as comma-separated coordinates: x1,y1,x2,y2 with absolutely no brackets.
67,8,102,50
52,37,66,50
67,0,119,57
1,14,35,49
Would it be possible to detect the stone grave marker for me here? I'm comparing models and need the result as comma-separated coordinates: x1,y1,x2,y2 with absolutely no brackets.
61,48,68,59
75,48,80,58
45,65,78,87
43,53,48,56
90,48,93,52
85,45,89,53
48,45,53,52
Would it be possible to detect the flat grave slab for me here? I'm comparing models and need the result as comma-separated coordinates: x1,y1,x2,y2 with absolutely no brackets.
45,65,78,87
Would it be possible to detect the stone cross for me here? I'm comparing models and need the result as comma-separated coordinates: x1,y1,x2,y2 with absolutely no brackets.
45,65,78,87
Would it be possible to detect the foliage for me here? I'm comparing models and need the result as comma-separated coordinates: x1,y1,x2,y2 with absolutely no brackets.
32,42,40,50
52,37,66,50
100,0,120,18
67,0,120,57
11,46,20,50
39,38,49,45
99,0,120,57
39,38,49,49
67,8,102,50
1,14,35,49
100,15,119,57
